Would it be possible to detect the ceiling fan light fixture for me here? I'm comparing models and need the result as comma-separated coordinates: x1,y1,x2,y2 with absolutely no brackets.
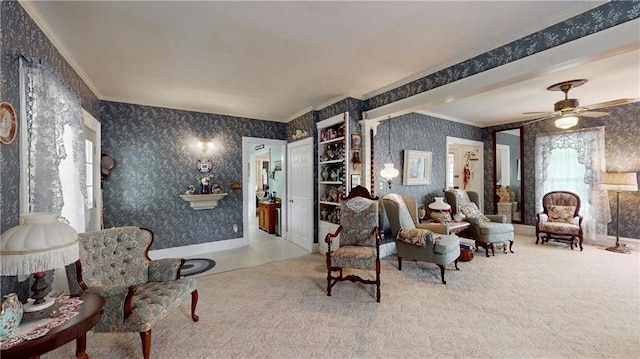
555,115,578,129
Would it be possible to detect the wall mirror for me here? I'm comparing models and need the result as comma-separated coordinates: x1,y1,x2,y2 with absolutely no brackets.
445,137,484,210
494,128,524,223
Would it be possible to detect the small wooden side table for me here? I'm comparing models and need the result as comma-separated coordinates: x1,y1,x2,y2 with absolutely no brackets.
1,293,105,359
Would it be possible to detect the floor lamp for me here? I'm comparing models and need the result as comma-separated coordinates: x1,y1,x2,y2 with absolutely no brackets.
601,172,638,254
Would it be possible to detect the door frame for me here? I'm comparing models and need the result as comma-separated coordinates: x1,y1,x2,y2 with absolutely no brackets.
242,137,287,241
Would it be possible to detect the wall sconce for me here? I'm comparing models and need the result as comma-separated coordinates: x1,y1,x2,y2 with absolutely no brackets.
199,136,210,153
379,118,399,188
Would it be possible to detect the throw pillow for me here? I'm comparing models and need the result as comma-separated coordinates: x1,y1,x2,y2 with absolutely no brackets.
459,203,491,222
548,205,576,223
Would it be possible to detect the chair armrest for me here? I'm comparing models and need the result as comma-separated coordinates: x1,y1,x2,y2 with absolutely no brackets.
536,213,549,223
416,223,447,235
465,217,484,226
324,225,342,243
486,215,506,223
396,228,436,248
149,258,184,282
85,285,130,324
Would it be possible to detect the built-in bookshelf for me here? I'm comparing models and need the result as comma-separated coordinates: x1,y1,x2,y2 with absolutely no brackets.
317,112,349,251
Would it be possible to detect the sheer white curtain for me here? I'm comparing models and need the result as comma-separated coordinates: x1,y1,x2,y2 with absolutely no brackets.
535,127,610,240
21,59,87,232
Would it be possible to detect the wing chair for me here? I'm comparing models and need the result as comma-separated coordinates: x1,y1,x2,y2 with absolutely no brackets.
382,194,460,284
536,191,584,251
67,226,199,359
445,189,514,257
325,186,381,302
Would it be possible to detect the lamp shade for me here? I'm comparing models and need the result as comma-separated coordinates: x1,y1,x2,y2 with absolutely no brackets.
380,163,399,180
555,115,579,129
601,172,638,192
0,212,78,276
428,197,451,211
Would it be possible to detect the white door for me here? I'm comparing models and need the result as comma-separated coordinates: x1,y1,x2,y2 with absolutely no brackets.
287,138,313,252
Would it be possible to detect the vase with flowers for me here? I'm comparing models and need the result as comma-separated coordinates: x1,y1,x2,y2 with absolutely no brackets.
196,174,214,194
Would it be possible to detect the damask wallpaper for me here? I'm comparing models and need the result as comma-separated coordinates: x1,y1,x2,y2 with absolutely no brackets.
0,1,100,233
100,101,287,250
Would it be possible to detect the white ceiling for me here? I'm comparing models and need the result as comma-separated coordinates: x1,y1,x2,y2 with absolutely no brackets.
21,1,639,126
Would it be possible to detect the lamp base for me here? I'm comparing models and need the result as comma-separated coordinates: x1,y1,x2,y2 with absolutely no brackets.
23,296,56,312
605,245,630,254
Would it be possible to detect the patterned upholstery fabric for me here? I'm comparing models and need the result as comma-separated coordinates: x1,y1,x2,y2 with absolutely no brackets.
538,222,581,236
71,227,197,333
339,196,378,247
459,203,491,222
547,205,576,223
331,246,377,270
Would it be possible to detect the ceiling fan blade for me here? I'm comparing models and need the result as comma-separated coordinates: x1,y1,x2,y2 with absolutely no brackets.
524,113,559,125
585,98,638,110
522,111,552,115
578,111,609,118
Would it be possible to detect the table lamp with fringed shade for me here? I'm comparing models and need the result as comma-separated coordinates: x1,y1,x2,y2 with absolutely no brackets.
1,212,78,311
601,172,638,254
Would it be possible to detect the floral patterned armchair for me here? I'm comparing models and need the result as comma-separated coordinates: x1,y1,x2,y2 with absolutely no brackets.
66,227,199,359
536,191,584,251
382,194,460,284
325,186,381,302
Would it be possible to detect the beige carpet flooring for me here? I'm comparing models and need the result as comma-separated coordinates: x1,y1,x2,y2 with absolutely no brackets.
44,235,639,358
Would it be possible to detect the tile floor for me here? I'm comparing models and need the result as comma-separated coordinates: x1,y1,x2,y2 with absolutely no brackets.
186,217,311,276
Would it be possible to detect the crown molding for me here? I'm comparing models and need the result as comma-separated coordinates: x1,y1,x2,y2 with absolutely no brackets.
19,1,102,99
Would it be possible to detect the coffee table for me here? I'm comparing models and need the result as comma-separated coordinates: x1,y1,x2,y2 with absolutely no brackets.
1,293,105,359
419,220,470,235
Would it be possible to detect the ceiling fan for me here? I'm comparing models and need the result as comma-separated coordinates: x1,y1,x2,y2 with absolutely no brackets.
524,79,635,129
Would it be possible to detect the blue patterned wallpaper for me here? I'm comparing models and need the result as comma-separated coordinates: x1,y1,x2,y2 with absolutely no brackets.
1,1,100,232
100,101,287,250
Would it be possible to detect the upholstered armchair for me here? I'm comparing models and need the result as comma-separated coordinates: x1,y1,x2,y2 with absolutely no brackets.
536,191,584,251
325,186,381,302
382,194,460,284
445,189,514,257
67,227,199,359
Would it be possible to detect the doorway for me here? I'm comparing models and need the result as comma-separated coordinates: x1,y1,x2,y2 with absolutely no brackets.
242,137,287,242
446,137,484,210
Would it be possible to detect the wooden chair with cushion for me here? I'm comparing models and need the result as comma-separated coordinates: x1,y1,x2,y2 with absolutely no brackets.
325,186,381,302
66,226,199,359
536,191,584,251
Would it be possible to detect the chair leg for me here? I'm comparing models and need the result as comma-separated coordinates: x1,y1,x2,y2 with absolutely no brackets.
191,290,199,322
454,259,459,270
508,240,514,253
490,243,495,256
436,264,446,284
398,256,403,271
140,330,151,359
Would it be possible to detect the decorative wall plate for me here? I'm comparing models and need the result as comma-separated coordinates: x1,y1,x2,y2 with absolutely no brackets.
196,159,212,173
0,102,18,145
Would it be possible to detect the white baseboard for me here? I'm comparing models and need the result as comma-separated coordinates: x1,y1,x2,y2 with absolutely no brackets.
149,237,248,259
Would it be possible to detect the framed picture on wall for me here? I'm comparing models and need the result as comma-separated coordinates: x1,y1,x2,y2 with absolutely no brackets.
351,174,361,188
403,150,432,185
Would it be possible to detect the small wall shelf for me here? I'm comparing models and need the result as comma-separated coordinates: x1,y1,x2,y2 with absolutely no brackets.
180,193,228,210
